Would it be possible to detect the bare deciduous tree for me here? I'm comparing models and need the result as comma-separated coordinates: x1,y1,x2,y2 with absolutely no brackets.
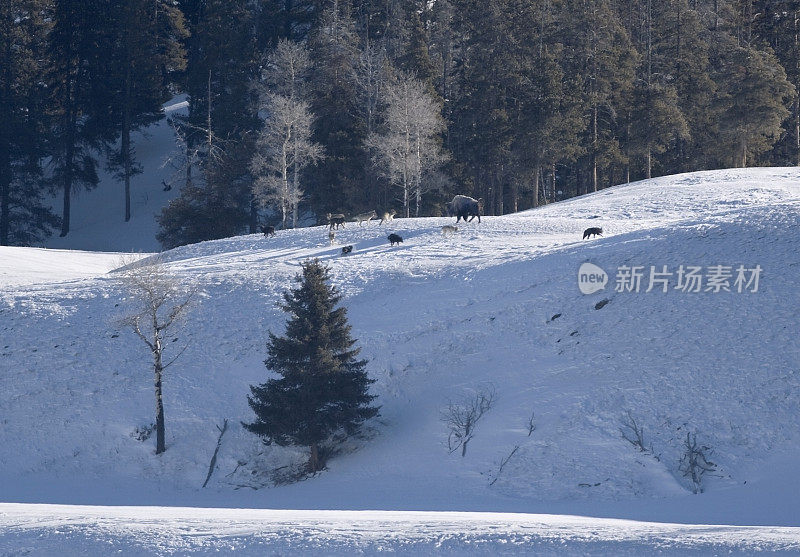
117,256,194,455
354,45,390,138
441,386,495,457
251,40,323,229
367,71,447,217
679,431,716,494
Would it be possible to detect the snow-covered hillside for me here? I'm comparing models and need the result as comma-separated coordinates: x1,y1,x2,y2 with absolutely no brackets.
2,167,800,553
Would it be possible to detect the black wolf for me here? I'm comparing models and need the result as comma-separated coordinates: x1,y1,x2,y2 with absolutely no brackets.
341,245,353,255
260,225,276,237
583,227,603,239
387,233,403,246
327,213,347,230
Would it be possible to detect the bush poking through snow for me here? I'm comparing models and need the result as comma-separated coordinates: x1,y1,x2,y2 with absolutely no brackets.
442,386,495,457
679,431,717,494
131,424,155,442
620,410,650,453
526,412,537,437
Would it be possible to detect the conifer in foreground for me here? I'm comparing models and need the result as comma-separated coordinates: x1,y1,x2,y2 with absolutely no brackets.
244,259,379,474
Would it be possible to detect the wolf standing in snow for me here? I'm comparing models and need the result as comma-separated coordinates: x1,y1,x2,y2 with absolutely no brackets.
445,195,482,223
583,227,603,239
387,233,403,246
379,210,396,225
354,210,377,226
327,213,347,230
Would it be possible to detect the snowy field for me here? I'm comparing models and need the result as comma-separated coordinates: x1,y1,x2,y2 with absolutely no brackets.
2,167,800,554
1,504,799,555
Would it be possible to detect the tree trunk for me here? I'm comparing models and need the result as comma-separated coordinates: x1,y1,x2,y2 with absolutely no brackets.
123,55,132,222
250,198,259,233
60,76,77,237
0,138,9,246
592,105,598,192
207,69,213,151
740,133,747,167
309,442,321,472
795,12,800,166
0,25,11,245
292,139,299,228
646,147,652,179
153,340,166,455
510,178,518,213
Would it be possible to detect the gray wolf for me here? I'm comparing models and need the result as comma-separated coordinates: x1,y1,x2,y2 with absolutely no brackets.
353,210,377,226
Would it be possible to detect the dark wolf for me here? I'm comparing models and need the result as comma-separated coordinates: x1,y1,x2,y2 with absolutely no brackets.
341,245,353,255
326,213,347,230
260,225,275,237
445,195,482,223
583,227,603,239
387,233,403,246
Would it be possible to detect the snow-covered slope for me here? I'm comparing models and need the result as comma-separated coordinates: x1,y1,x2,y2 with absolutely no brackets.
2,168,800,546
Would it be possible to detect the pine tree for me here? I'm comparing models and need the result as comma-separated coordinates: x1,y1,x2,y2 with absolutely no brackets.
307,0,368,215
47,0,103,238
244,260,379,474
168,0,258,239
711,38,795,166
563,0,637,192
449,0,519,214
156,135,254,249
103,0,187,223
0,0,60,245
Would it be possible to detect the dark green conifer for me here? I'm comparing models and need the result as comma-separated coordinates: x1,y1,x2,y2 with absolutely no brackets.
244,260,379,474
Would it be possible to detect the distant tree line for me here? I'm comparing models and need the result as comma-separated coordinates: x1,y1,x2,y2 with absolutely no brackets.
2,0,798,247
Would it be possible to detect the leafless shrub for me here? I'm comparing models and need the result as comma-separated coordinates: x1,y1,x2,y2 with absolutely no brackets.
441,386,495,457
489,445,520,486
679,431,716,493
620,410,648,452
527,412,537,436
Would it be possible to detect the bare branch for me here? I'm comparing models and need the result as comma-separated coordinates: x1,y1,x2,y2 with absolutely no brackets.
489,445,520,486
679,431,717,494
620,410,647,452
527,412,537,436
441,386,496,457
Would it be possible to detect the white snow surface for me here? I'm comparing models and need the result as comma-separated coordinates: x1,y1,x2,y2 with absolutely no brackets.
2,166,800,554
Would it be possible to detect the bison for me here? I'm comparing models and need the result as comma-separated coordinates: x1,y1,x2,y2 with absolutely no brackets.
445,195,482,223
